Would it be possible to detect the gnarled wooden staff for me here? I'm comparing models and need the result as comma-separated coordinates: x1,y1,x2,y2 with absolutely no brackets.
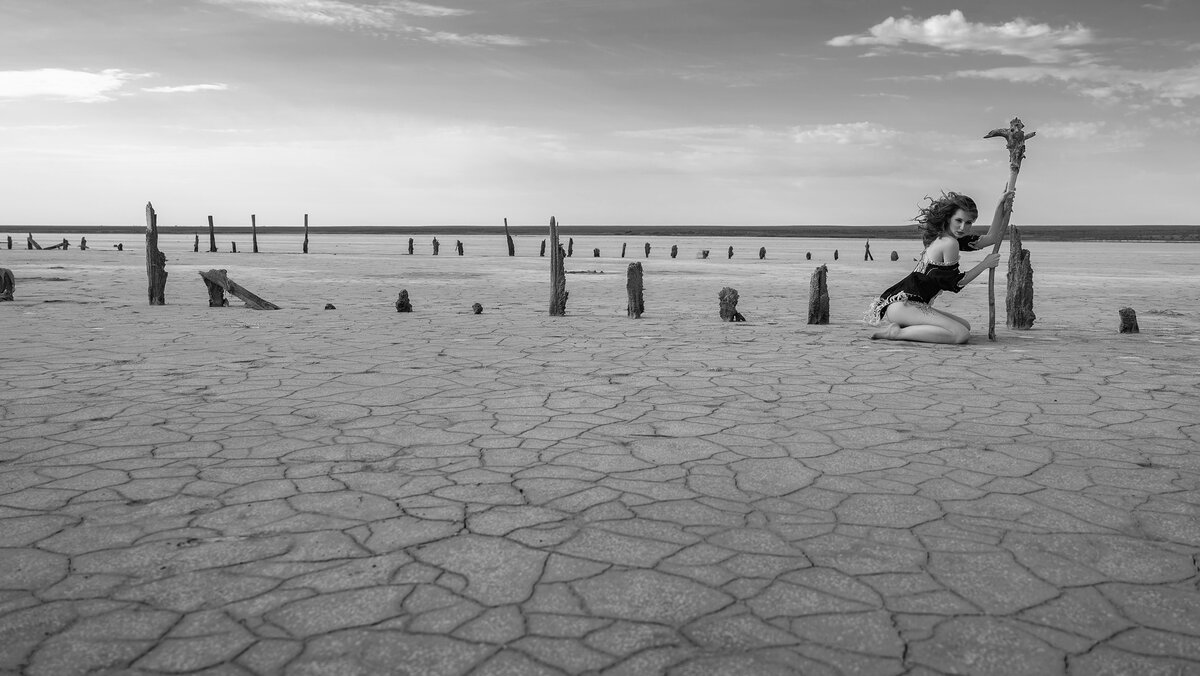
983,117,1035,340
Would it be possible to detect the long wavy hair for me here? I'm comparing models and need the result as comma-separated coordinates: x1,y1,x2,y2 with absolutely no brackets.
915,192,978,246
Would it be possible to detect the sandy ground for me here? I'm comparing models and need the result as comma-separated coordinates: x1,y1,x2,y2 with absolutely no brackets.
2,235,1199,675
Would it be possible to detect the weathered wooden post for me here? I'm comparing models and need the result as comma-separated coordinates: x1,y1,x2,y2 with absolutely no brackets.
472,302,483,314
985,116,1036,340
728,246,734,259
432,238,440,255
193,235,198,252
80,237,88,251
540,239,546,257
549,217,567,316
890,251,899,261
626,262,644,319
231,241,237,253
700,249,709,259
407,238,414,255
718,287,745,322
806,252,811,260
0,268,14,301
208,215,217,252
759,247,766,260
593,248,600,257
1119,308,1139,333
621,243,627,258
456,240,464,256
644,242,651,258
504,218,515,256
807,264,829,325
303,214,309,253
833,249,839,260
6,235,11,250
251,214,259,253
1005,226,1035,330
567,237,574,257
670,245,678,259
145,202,167,306
396,290,412,312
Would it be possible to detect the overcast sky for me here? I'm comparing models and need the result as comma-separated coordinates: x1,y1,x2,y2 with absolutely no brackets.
2,1,1198,227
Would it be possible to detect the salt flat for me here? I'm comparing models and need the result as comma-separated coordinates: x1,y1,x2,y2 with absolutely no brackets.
2,235,1198,675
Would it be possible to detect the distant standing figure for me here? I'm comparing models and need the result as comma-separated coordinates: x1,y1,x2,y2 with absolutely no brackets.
864,240,874,261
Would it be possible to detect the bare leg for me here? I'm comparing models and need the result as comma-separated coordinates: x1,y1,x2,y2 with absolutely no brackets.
872,302,970,344
939,309,971,330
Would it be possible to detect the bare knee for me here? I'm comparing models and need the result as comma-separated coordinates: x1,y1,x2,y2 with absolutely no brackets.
950,325,970,344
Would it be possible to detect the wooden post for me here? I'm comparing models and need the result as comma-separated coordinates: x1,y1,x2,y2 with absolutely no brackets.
1005,226,1035,330
0,268,14,301
567,237,574,257
504,218,515,256
540,239,546,257
1118,308,1139,333
593,248,600,257
207,215,217,252
621,243,626,258
626,262,643,318
193,235,198,252
145,202,167,305
670,245,678,259
456,240,464,256
396,290,412,312
718,287,744,322
644,242,651,258
432,238,439,255
984,117,1036,340
303,214,309,254
549,217,567,316
251,214,259,253
807,265,829,325
759,247,766,260
408,238,414,255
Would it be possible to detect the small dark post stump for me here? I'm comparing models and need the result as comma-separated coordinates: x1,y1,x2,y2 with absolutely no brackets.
1119,308,1139,333
718,287,745,322
549,217,567,316
807,264,829,325
1005,226,1036,330
193,235,199,252
805,252,811,260
432,238,440,255
303,214,310,254
626,262,644,319
115,243,123,251
408,238,414,255
396,290,413,312
759,247,766,260
0,268,15,301
456,240,464,256
644,242,651,258
251,214,259,253
833,249,839,261
472,302,483,314
208,215,217,252
728,246,734,259
670,245,678,259
6,235,11,249
504,218,515,256
593,248,600,258
621,243,627,258
540,239,546,257
324,303,336,310
145,202,167,306
80,237,88,251
568,237,574,257
890,251,899,261
231,241,237,253
700,249,709,259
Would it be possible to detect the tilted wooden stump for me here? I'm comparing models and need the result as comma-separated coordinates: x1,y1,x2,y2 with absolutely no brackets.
626,262,644,319
1005,226,1035,330
504,218,515,256
807,264,829,325
718,287,745,322
145,202,167,305
549,217,567,316
199,269,280,310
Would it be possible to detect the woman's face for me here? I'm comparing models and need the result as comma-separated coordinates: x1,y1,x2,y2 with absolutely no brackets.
946,209,977,238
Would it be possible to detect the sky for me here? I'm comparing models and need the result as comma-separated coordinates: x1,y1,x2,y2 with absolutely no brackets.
1,0,1198,227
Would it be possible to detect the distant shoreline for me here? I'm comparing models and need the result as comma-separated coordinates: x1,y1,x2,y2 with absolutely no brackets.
7,224,1200,242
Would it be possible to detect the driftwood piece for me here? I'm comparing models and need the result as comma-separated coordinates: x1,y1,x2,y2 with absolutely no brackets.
549,217,567,316
626,262,644,319
621,243,627,258
303,214,309,253
0,268,14,301
1005,226,1035,330
985,117,1036,340
199,269,280,310
146,202,167,305
396,290,412,312
807,264,829,325
1119,308,1139,333
718,287,745,322
208,215,217,252
27,234,41,250
504,218,515,256
45,240,67,250
251,214,259,253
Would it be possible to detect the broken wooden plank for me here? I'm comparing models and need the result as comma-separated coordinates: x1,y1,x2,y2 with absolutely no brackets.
198,269,280,310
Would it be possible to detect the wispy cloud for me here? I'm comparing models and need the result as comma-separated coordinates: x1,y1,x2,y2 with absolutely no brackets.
143,83,229,94
953,63,1200,105
204,0,526,46
0,68,150,102
828,10,1093,64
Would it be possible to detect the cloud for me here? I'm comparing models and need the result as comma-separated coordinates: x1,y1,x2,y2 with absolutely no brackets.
953,62,1200,104
791,122,900,146
204,0,525,46
828,10,1094,64
142,83,229,94
0,68,149,102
